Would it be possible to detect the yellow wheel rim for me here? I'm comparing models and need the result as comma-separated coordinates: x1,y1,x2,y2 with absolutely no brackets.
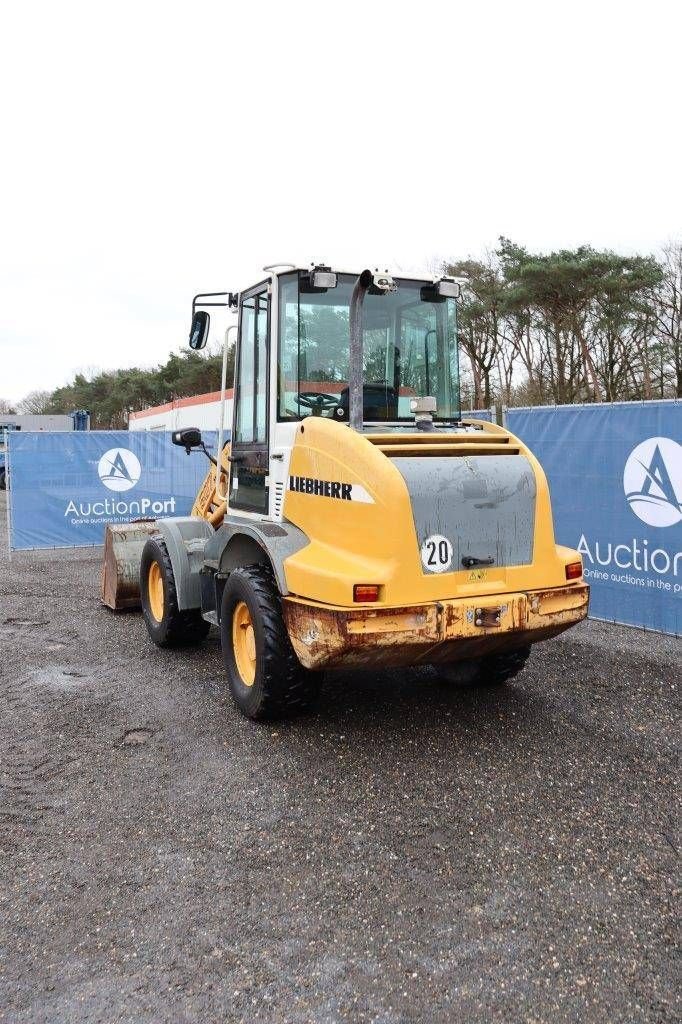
148,561,164,623
232,600,256,686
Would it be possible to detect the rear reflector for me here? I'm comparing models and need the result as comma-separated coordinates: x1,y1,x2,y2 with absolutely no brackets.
565,561,583,580
353,584,380,603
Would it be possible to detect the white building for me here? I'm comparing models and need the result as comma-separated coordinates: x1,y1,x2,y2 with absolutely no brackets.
128,390,234,432
0,413,85,431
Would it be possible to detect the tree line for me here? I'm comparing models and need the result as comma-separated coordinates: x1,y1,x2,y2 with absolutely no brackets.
3,239,680,427
3,348,235,429
447,238,681,409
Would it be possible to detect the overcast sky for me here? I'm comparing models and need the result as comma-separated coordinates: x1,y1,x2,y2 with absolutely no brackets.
2,0,680,404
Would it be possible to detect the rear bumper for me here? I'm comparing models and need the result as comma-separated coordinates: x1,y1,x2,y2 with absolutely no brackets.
282,583,589,670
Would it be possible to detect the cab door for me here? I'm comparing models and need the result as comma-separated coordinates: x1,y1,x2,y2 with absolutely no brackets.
229,283,270,514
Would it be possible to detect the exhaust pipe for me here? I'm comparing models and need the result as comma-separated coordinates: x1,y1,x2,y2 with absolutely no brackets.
349,269,396,432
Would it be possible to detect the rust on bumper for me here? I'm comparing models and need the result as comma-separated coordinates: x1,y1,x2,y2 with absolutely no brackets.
282,584,589,670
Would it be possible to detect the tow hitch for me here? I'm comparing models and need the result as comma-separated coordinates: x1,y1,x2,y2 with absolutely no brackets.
474,606,503,628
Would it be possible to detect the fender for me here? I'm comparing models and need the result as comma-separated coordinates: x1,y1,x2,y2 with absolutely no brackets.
154,516,214,610
203,516,310,595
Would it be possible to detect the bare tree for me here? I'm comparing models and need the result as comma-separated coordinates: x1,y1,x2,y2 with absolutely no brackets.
0,398,16,415
17,390,52,414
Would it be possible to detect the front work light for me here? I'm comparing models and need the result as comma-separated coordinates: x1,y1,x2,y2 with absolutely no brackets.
433,276,462,299
565,561,583,580
312,269,337,289
353,584,380,603
305,264,338,291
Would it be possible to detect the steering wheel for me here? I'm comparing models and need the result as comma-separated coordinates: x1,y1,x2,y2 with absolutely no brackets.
283,392,340,418
295,392,339,411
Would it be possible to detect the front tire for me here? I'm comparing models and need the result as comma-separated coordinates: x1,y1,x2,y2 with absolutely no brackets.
220,565,320,720
140,536,210,647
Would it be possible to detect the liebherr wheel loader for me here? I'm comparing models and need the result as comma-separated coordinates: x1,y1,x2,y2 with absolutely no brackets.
102,264,589,719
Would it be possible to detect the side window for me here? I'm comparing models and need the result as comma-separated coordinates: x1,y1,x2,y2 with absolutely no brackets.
235,296,256,443
230,285,270,515
255,293,268,443
278,273,299,418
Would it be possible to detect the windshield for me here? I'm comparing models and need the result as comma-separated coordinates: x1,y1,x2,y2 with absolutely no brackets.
278,272,460,423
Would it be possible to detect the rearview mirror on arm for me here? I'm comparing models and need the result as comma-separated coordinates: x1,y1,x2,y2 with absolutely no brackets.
188,311,210,350
172,428,203,453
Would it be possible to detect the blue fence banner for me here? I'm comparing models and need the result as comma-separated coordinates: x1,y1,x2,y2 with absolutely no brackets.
466,408,495,422
506,402,682,636
7,430,221,551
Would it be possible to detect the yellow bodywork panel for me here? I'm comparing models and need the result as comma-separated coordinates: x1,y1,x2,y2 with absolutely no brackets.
281,417,581,608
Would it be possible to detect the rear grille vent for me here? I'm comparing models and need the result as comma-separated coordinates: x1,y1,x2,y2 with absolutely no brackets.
366,433,520,458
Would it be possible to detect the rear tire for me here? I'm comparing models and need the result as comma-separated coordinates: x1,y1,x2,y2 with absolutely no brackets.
477,645,531,685
438,645,531,687
220,564,320,720
436,660,480,686
140,536,210,647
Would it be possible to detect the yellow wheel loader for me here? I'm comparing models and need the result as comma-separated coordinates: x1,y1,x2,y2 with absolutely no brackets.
102,265,588,719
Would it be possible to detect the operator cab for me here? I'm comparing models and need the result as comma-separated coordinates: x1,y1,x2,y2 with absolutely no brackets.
188,265,463,521
276,269,460,428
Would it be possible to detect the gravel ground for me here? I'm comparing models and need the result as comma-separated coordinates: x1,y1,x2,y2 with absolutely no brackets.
0,491,679,1024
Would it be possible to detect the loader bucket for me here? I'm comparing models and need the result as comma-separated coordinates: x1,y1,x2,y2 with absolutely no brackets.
101,521,159,610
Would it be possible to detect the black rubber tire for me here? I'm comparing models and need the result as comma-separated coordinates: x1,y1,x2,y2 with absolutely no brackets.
438,645,531,687
140,536,210,648
477,645,531,685
0,468,6,490
436,660,480,686
220,564,321,720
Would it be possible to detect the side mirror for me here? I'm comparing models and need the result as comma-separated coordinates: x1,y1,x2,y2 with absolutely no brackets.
188,310,210,350
172,427,203,453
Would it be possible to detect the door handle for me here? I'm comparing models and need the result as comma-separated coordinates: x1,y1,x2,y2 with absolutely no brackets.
461,556,495,568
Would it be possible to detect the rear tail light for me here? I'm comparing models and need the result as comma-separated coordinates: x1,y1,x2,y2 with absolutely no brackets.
565,561,583,580
353,584,380,603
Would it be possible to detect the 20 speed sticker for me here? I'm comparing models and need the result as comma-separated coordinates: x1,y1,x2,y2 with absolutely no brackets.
420,534,454,573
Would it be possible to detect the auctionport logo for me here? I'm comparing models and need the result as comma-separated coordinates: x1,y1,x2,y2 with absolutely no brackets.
623,436,682,528
97,448,142,492
64,445,175,522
